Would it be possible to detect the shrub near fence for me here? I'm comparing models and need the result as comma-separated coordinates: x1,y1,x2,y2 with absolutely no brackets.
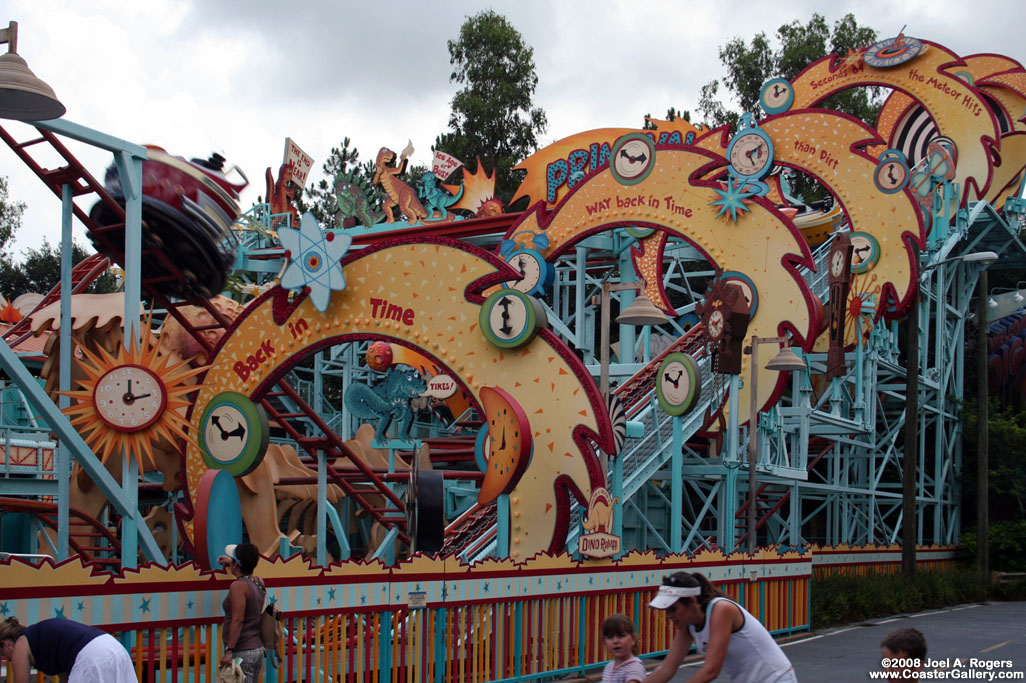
0,547,811,683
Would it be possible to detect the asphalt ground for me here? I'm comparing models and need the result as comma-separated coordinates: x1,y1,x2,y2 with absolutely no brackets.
667,601,1026,681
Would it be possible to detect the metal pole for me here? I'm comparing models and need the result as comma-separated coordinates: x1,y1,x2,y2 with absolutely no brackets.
747,338,759,554
977,268,989,579
902,254,920,577
599,283,611,398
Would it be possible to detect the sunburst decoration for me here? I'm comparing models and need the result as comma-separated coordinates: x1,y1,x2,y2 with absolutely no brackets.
844,270,879,344
449,158,504,217
710,177,755,223
61,313,208,471
842,47,867,70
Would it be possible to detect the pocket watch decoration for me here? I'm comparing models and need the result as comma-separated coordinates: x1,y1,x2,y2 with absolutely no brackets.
498,230,555,296
726,113,774,184
711,113,775,222
61,314,207,471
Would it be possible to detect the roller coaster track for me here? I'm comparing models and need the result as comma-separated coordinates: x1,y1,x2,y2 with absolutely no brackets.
0,496,121,568
0,123,416,555
443,323,715,560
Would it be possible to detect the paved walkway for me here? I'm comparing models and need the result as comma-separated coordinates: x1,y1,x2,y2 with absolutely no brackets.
667,601,1026,681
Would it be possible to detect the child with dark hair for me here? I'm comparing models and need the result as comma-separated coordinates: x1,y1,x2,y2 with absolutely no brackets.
644,571,796,682
880,627,927,681
601,614,645,683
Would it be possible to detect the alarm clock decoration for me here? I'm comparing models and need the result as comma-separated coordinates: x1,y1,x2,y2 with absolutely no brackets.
499,230,555,296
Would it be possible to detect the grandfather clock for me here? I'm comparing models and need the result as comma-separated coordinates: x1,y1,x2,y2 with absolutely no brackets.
826,233,853,380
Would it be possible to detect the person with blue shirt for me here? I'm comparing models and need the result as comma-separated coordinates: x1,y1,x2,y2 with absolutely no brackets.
0,616,137,683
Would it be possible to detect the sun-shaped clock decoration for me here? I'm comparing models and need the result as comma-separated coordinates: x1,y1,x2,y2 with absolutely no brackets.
61,314,207,471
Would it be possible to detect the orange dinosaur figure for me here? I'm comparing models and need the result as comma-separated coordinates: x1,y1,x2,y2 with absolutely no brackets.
373,145,428,224
265,163,300,229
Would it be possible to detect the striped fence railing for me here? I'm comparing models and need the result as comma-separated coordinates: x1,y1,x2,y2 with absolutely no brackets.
0,547,811,683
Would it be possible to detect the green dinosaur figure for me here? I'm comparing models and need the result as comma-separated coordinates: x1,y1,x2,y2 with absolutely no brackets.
334,174,383,227
419,172,464,221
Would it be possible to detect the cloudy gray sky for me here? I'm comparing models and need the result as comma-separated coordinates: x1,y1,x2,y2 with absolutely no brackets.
3,0,1023,257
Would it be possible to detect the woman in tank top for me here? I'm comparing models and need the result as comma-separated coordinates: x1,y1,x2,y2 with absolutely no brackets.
218,543,266,683
643,571,796,683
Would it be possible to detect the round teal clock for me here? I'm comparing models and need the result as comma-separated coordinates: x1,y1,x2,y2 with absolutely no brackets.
726,114,774,181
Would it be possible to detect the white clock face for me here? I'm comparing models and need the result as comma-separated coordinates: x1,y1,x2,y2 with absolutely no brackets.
93,365,166,432
761,78,794,114
488,292,531,343
707,309,725,340
203,404,250,464
729,133,772,178
610,133,656,185
831,250,846,278
875,159,908,193
505,251,543,293
659,359,694,407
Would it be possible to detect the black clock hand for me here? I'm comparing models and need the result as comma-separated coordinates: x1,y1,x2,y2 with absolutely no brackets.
132,393,152,400
211,414,231,439
225,424,246,440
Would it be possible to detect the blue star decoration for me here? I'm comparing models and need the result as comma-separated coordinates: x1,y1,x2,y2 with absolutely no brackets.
140,598,151,613
327,587,336,603
187,600,194,611
54,606,66,618
278,212,352,312
76,601,84,612
710,178,755,223
0,602,9,615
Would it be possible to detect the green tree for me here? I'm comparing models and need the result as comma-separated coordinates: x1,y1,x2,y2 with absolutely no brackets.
700,14,880,126
295,137,369,227
435,10,548,206
0,239,117,301
0,175,25,258
699,14,880,203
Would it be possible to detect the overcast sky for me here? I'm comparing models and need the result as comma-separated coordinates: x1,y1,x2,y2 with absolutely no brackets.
3,0,1023,257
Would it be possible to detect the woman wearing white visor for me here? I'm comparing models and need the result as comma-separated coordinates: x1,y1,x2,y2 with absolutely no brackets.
644,572,796,682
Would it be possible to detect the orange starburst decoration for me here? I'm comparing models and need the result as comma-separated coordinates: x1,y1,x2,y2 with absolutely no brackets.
61,313,207,471
449,158,504,217
843,47,867,70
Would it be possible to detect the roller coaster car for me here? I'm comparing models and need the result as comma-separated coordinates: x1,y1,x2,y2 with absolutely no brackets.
88,147,249,301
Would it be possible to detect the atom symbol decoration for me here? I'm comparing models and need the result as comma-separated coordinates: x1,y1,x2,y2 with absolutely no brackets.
279,212,352,312
710,177,755,223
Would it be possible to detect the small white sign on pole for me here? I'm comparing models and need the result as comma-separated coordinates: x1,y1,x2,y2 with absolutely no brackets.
431,150,464,181
282,138,315,188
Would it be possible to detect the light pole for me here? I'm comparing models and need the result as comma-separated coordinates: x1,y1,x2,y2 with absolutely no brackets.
977,265,990,579
904,250,997,577
744,336,806,553
596,281,669,398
